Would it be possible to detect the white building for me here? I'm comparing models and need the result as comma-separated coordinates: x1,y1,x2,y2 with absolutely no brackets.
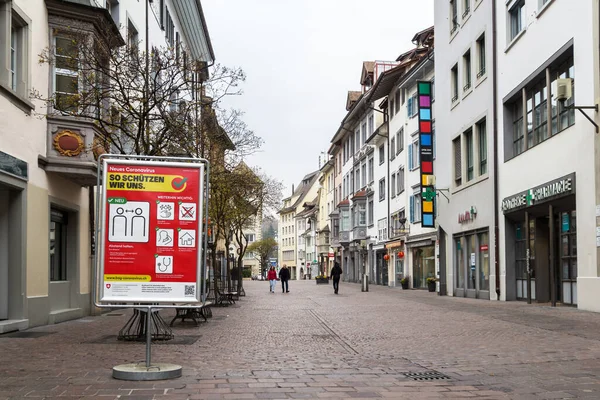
496,0,594,308
0,0,213,332
435,0,495,300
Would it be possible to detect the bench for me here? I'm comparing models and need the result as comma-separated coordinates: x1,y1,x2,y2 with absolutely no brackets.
216,287,237,306
169,302,213,327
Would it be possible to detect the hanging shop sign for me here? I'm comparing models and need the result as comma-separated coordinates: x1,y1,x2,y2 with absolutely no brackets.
417,80,435,227
98,158,205,303
501,173,575,213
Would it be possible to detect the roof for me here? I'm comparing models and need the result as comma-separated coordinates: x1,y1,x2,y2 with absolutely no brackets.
360,61,375,86
171,0,216,63
346,91,362,111
277,170,319,214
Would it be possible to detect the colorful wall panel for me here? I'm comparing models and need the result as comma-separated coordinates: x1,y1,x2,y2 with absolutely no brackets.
417,81,435,228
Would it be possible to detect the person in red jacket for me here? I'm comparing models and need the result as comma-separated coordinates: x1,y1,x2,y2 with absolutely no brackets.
267,266,277,293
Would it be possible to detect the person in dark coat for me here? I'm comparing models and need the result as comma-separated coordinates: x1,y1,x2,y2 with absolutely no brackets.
279,265,290,293
330,261,342,294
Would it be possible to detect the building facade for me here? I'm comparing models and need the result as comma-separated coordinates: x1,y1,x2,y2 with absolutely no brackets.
435,0,495,299
0,0,214,332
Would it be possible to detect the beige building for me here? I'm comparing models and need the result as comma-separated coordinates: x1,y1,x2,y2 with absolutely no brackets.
277,171,320,280
0,0,213,332
316,160,335,276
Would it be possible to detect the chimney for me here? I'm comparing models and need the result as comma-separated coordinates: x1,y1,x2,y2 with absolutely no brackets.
292,184,295,194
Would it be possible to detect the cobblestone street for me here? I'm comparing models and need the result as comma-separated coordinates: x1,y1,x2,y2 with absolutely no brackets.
3,281,600,399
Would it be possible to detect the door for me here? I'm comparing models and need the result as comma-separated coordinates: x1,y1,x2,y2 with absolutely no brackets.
455,237,465,297
0,189,8,320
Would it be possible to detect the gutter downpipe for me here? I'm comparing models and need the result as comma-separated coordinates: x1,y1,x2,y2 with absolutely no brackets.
492,0,501,300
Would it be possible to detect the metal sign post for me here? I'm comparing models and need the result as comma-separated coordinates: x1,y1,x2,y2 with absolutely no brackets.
94,155,210,381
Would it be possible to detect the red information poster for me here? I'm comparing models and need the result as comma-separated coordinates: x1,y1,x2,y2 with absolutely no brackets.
99,159,204,303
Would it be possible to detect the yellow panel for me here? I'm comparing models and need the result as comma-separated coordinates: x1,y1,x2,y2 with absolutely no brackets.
422,176,428,186
423,201,433,213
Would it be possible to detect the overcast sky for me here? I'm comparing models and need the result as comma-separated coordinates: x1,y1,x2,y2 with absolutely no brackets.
202,0,434,200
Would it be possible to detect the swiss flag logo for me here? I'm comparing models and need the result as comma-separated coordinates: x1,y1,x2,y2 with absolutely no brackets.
106,284,111,289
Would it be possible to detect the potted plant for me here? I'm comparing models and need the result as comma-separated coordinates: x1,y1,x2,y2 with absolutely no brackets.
426,277,438,292
315,275,329,284
400,276,410,290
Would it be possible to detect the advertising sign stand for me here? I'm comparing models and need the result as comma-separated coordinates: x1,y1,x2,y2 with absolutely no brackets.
94,154,209,381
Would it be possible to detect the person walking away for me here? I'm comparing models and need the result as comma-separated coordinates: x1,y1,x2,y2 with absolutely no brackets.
267,266,277,293
331,261,342,294
279,264,290,293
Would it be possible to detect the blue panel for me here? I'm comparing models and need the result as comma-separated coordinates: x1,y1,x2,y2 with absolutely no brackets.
420,108,431,120
421,134,432,146
422,214,434,227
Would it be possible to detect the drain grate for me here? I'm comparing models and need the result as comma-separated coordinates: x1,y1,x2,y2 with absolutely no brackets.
405,371,451,381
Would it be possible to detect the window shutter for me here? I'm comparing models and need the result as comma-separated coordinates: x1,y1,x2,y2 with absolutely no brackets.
454,138,462,180
407,97,412,117
409,195,414,223
408,144,413,170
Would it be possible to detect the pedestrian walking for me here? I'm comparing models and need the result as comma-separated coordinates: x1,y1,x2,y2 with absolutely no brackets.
267,266,277,293
331,261,342,294
279,264,290,293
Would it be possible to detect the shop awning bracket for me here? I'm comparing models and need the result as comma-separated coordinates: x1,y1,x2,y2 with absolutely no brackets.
567,104,598,133
436,188,450,203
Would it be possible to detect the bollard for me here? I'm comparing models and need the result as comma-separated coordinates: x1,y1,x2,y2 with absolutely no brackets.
361,273,369,292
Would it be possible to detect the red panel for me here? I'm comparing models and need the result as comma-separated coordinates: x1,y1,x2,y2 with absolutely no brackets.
420,121,431,133
422,161,433,173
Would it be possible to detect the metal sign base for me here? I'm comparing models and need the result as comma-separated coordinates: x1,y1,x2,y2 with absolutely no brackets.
112,363,182,381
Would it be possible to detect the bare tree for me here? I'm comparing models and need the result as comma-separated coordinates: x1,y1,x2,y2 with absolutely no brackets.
246,238,278,277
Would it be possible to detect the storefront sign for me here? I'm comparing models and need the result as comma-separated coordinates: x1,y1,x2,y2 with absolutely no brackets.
458,206,477,224
0,150,28,180
501,174,575,213
99,159,205,303
480,244,489,251
417,80,435,228
328,252,334,257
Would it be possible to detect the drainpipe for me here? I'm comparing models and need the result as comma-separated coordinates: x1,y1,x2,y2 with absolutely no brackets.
386,116,391,286
492,0,501,300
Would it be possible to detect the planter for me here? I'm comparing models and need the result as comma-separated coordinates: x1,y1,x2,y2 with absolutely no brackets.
315,278,329,285
427,281,436,292
401,281,409,290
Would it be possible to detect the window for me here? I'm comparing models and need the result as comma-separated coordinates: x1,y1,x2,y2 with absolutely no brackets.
453,136,462,186
409,193,422,223
451,64,459,103
394,90,400,114
379,144,385,165
54,35,79,112
368,157,374,183
390,137,396,160
379,178,385,201
165,8,175,46
397,167,405,194
390,98,395,117
477,119,487,175
355,129,360,153
246,233,256,243
355,168,360,191
509,0,525,42
350,171,354,193
463,0,470,18
476,33,486,78
463,50,471,91
50,209,68,281
397,128,404,154
368,114,374,137
332,218,339,238
465,129,474,181
391,173,396,198
358,203,366,226
505,54,573,160
341,208,350,231
407,93,418,118
368,196,374,226
450,0,459,33
1,6,30,99
361,162,366,188
408,140,419,170
378,218,388,241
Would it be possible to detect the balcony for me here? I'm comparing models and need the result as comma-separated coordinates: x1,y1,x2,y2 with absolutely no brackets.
38,117,106,186
352,226,367,240
339,231,351,244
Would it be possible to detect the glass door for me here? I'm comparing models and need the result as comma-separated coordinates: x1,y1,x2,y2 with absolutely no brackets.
455,237,465,296
560,211,577,305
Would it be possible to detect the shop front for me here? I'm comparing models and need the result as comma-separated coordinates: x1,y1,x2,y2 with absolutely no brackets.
407,236,436,289
502,173,577,305
385,240,405,287
454,229,490,299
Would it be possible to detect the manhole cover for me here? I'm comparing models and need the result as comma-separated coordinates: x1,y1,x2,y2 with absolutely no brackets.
405,371,451,381
0,331,56,339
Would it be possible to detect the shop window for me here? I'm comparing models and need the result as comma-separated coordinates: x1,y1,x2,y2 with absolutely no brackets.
478,232,489,291
412,246,435,289
456,237,465,289
50,209,68,281
560,210,577,304
467,234,476,290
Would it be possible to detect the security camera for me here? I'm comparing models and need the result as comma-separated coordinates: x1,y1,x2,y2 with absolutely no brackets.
556,78,573,105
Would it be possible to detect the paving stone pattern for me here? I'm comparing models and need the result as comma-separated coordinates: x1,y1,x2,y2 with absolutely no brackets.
3,281,600,399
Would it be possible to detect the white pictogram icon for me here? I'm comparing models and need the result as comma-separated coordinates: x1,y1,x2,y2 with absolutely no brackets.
155,255,173,274
178,229,196,248
179,202,197,221
156,229,174,247
157,202,175,220
108,202,150,243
